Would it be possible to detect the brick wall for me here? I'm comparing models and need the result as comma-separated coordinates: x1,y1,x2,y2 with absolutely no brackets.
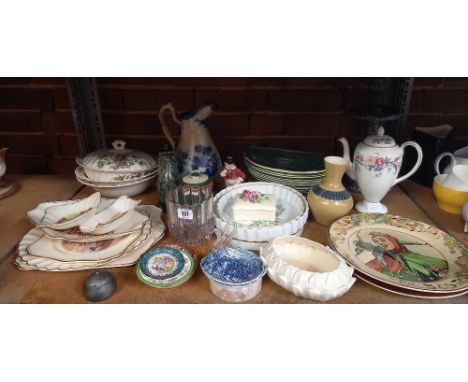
1,77,467,175
408,78,468,150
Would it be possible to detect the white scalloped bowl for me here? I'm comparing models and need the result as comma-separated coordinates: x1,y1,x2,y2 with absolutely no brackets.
214,182,309,250
75,171,156,197
33,192,102,230
79,195,141,234
260,236,356,302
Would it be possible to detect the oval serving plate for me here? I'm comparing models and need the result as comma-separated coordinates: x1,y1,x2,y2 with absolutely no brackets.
39,208,149,243
39,192,102,230
329,213,468,293
79,196,141,234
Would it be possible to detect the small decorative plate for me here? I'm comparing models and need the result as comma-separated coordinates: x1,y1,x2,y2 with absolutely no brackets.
329,214,468,293
136,244,195,288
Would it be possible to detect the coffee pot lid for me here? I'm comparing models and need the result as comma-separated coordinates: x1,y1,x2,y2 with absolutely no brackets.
363,127,396,148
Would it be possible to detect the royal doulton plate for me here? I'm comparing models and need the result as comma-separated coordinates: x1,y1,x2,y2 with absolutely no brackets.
136,244,195,288
353,269,468,299
329,214,468,293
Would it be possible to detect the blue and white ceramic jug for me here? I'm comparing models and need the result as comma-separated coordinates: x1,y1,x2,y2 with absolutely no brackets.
159,101,222,178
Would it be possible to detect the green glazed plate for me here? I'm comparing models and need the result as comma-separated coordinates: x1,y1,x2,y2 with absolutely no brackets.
246,160,325,179
244,146,325,173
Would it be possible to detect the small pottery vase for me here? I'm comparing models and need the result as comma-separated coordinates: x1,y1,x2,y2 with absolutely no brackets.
307,156,353,226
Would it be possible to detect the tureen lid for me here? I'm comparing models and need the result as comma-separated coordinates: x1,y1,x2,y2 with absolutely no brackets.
363,127,396,148
77,140,157,173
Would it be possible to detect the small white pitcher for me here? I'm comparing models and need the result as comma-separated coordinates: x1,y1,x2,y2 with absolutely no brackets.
441,165,468,191
434,146,468,175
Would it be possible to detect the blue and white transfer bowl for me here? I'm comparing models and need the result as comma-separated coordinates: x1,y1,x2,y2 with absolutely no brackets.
201,247,267,302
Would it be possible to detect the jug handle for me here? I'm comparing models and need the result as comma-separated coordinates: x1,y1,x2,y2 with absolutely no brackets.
158,103,181,151
393,141,423,186
434,152,455,175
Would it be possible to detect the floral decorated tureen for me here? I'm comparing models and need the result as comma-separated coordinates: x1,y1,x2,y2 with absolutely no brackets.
339,127,423,213
77,140,158,182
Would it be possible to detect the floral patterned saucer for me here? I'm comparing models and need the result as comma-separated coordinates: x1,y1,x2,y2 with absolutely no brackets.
136,243,195,288
329,214,468,294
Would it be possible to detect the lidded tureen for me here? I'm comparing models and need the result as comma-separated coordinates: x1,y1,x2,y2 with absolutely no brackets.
77,140,158,182
339,127,423,213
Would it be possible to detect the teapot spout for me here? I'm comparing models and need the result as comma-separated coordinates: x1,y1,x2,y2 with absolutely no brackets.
338,137,355,180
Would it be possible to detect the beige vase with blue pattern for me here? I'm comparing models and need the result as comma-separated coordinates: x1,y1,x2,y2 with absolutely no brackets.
307,156,354,226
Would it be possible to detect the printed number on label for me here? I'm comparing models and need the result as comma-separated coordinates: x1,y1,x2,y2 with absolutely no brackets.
177,208,193,220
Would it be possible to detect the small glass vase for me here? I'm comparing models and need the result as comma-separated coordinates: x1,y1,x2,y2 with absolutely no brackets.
157,144,179,211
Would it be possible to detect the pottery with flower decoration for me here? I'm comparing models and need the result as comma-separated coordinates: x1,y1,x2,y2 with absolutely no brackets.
339,127,423,214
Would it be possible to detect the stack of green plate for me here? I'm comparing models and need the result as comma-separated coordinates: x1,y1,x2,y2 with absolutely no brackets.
243,146,326,194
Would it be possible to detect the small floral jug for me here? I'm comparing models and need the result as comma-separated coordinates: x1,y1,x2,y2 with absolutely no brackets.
159,101,222,179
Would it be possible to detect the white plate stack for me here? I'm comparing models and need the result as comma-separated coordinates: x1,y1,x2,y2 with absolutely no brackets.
16,193,165,272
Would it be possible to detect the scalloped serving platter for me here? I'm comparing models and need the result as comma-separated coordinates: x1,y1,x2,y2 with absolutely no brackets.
15,206,165,272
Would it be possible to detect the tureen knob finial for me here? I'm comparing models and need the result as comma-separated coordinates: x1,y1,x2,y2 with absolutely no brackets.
377,126,385,136
112,140,127,150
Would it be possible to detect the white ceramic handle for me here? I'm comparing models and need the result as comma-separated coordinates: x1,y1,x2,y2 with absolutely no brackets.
434,152,456,175
393,141,423,186
158,103,181,151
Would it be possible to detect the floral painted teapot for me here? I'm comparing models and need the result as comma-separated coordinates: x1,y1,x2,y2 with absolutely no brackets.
159,101,222,178
339,127,423,213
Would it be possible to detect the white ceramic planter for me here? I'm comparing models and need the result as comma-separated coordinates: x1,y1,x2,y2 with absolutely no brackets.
260,236,355,302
